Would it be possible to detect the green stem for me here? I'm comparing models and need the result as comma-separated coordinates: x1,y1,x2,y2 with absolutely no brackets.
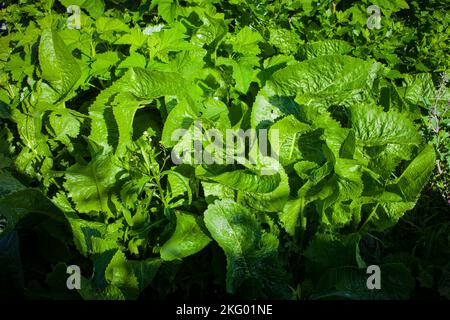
149,162,167,208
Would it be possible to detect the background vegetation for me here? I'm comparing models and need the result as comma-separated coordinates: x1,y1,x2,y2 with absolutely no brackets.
0,0,449,300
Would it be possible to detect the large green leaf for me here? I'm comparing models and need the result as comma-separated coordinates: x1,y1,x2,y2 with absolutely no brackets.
65,215,123,256
270,55,380,106
350,104,422,177
351,104,422,147
242,160,290,212
64,152,122,215
269,115,310,166
47,109,81,149
364,145,436,230
197,166,281,194
316,159,365,228
161,99,197,148
160,212,211,261
204,199,292,299
280,197,306,237
39,29,81,100
110,93,140,156
301,106,349,157
192,9,227,50
90,68,187,154
387,144,436,201
400,73,436,106
334,158,364,201
251,84,300,129
269,28,300,55
202,181,235,203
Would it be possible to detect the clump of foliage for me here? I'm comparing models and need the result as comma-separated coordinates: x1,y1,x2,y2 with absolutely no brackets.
423,72,450,204
0,0,449,300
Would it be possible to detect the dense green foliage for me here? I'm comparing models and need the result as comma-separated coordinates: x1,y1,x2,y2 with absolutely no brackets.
0,0,449,300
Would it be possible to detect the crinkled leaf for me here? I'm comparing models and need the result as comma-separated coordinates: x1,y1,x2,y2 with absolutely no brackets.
65,216,122,256
351,104,422,147
271,55,380,107
204,199,292,299
197,166,281,194
300,40,353,59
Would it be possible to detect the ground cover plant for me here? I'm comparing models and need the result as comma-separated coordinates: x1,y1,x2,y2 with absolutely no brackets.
0,0,449,300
